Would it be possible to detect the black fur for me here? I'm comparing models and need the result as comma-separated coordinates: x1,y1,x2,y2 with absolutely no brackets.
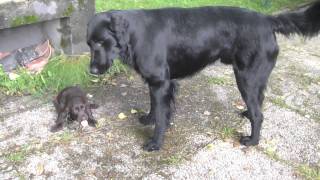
50,86,99,132
87,1,320,151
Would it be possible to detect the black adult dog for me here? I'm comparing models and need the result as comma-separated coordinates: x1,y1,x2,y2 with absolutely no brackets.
87,2,320,151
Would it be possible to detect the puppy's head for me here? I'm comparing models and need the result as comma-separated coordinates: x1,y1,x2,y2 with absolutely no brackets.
68,98,88,122
87,13,120,75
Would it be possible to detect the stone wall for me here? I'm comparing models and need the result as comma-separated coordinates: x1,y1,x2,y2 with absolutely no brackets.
0,0,95,54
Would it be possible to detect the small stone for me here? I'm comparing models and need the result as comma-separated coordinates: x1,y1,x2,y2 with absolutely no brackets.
204,111,211,116
86,94,93,98
121,92,127,96
120,84,127,88
81,120,88,127
8,73,20,80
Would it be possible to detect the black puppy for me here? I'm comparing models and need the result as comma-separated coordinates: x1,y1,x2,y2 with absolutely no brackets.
50,86,98,132
87,2,320,151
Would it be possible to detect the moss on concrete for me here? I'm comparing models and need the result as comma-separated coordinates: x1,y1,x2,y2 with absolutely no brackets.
63,4,75,17
11,15,39,27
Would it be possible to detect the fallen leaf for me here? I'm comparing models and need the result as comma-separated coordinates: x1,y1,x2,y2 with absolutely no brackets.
233,141,241,147
129,76,134,80
90,79,99,83
130,109,138,114
118,113,127,120
234,100,245,110
36,163,44,175
206,143,214,150
106,132,113,140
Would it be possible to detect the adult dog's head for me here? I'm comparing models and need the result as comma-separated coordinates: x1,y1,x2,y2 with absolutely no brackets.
87,12,129,75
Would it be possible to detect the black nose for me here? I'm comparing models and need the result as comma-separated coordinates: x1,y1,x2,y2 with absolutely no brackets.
90,66,100,75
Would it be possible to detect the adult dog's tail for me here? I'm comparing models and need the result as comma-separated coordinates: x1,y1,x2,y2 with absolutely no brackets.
271,1,320,37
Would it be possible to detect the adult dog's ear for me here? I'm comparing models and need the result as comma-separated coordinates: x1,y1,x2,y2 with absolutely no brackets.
110,15,132,63
110,15,129,45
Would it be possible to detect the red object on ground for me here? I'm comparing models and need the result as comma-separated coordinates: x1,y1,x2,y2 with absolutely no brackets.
25,40,53,73
0,40,53,73
0,52,10,59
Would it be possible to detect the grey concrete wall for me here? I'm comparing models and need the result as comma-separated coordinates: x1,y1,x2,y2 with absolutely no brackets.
0,0,95,54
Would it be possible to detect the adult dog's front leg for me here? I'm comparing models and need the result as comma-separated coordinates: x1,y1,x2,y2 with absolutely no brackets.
143,80,174,151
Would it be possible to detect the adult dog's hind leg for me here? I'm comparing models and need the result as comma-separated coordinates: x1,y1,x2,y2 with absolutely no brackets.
139,86,156,125
234,54,276,146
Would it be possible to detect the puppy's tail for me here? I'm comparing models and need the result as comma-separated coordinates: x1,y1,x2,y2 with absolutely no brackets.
270,1,320,37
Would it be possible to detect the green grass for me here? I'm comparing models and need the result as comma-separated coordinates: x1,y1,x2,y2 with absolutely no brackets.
0,55,128,96
11,15,39,28
207,77,228,85
297,165,320,180
161,154,185,165
5,145,29,164
269,97,290,109
96,0,311,13
219,126,237,140
56,131,74,142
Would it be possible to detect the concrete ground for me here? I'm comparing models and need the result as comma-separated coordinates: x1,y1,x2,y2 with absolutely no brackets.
0,35,319,179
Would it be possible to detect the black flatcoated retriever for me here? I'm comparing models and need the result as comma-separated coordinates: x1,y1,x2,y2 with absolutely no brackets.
50,86,99,132
87,2,320,151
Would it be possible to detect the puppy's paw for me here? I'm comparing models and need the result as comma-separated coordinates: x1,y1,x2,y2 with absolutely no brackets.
89,103,99,109
143,139,160,152
139,114,155,125
50,124,63,132
240,136,259,146
88,119,97,127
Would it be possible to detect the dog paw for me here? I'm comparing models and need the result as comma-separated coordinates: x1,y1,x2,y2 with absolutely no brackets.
88,119,97,127
143,139,160,152
240,136,259,146
139,114,155,125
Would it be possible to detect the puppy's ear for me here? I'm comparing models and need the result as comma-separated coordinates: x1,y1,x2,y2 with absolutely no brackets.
89,103,99,109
